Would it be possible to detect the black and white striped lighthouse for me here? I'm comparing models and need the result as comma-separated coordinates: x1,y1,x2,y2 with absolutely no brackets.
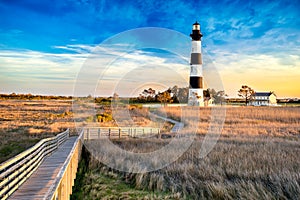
188,21,204,106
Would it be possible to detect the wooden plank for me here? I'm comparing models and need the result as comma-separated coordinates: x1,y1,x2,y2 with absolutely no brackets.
8,137,78,200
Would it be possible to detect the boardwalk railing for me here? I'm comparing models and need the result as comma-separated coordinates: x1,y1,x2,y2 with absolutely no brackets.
0,129,69,200
84,127,161,140
46,129,83,200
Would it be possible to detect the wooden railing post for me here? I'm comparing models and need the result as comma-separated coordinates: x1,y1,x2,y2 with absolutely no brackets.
158,128,161,139
119,128,121,139
86,128,89,140
98,128,100,139
130,128,132,137
134,128,136,138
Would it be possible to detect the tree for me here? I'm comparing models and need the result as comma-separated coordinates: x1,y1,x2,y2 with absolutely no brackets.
157,89,173,106
113,92,119,100
213,90,227,105
203,88,213,106
238,85,255,106
176,87,189,103
142,88,156,97
203,88,227,105
170,85,179,96
136,86,189,104
142,88,156,102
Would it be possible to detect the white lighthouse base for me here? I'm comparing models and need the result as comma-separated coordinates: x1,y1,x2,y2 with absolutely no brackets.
188,89,204,106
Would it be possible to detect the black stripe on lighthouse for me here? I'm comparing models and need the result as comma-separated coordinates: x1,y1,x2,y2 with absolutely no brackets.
189,77,203,89
191,53,202,64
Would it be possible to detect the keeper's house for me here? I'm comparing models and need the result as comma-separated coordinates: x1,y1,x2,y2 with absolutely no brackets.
251,92,277,106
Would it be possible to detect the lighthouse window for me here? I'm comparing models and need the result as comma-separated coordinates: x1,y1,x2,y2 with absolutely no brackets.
193,25,200,30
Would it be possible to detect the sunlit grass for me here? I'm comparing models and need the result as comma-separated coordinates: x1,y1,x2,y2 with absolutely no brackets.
79,106,300,199
0,100,75,162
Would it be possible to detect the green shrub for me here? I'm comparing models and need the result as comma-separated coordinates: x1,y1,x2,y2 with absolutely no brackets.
96,113,113,122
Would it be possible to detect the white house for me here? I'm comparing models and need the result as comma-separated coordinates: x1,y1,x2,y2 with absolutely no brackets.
251,92,277,106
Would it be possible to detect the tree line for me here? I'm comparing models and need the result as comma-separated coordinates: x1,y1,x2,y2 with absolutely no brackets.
129,86,227,105
1,86,228,105
0,93,72,100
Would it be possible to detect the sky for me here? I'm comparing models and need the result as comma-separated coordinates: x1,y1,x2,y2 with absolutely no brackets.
0,0,299,98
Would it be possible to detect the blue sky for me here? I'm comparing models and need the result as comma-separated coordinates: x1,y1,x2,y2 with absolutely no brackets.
0,0,299,97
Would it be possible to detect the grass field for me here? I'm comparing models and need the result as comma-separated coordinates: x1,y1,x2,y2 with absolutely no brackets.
0,100,157,162
1,99,299,199
73,106,300,199
0,100,76,162
71,147,181,200
158,106,300,137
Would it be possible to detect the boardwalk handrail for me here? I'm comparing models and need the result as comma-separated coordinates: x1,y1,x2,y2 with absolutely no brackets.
84,127,161,140
46,129,83,200
0,129,69,200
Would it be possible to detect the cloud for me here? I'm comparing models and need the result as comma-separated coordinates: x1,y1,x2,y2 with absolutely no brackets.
52,44,95,54
0,0,300,97
0,48,86,95
1,40,299,97
0,44,191,96
1,0,299,54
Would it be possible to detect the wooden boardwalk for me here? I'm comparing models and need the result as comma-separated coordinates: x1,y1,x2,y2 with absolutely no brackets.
9,137,78,200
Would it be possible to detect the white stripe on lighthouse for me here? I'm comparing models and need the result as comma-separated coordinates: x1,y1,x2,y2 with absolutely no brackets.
190,64,203,77
191,41,201,53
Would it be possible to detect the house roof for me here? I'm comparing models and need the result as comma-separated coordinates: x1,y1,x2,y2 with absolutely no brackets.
254,92,276,97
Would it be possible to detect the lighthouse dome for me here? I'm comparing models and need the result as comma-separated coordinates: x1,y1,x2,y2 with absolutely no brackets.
190,21,202,40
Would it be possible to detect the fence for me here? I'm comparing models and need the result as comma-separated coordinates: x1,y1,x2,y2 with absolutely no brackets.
0,129,69,200
0,127,161,199
84,127,161,140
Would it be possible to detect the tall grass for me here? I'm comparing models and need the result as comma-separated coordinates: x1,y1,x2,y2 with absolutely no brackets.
71,146,181,200
81,106,300,199
85,136,300,199
0,100,75,162
159,106,300,137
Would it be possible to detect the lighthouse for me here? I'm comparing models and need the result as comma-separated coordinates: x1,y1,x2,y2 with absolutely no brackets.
188,21,204,106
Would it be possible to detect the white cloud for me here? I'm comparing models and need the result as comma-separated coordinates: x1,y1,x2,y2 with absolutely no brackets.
2,40,299,97
0,49,87,95
0,45,190,96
